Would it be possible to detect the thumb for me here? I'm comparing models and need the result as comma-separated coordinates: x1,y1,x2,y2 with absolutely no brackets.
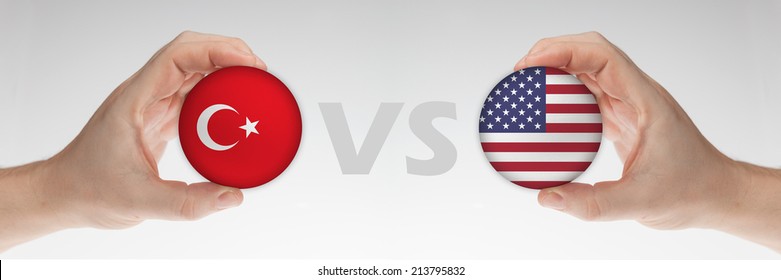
146,181,244,221
537,181,638,221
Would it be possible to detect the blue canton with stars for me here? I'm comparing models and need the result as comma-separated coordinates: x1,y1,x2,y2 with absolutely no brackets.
479,68,546,133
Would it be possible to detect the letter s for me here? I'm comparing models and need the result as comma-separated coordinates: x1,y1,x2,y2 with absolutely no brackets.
406,101,457,175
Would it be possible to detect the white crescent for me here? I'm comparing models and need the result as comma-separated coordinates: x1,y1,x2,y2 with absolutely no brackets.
197,104,239,151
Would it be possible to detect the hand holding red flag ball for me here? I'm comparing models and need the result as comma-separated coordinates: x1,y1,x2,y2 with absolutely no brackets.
179,66,302,189
479,67,602,189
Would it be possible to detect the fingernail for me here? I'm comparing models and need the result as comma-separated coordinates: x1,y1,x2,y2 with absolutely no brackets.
515,56,526,71
254,54,267,70
516,52,537,70
216,191,241,209
540,191,565,210
522,51,542,64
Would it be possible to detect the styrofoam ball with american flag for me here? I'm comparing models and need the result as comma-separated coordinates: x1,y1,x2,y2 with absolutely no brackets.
479,67,602,189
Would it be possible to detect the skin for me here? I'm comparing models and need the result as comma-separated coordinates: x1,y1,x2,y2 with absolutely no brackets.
0,31,779,253
0,31,266,252
516,32,781,252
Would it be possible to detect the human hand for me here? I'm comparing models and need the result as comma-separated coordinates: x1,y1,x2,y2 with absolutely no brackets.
516,32,781,251
0,31,266,250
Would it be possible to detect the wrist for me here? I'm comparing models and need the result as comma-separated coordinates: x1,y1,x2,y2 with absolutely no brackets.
33,157,87,229
711,160,781,251
0,160,75,251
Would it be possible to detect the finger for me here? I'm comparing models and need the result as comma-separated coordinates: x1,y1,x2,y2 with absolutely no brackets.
160,41,261,75
173,31,255,54
177,32,267,68
151,141,167,162
144,181,244,221
147,73,203,143
121,41,262,115
517,41,663,113
521,32,603,63
144,73,204,143
537,181,641,221
515,31,616,71
149,73,202,139
177,72,206,96
146,31,266,71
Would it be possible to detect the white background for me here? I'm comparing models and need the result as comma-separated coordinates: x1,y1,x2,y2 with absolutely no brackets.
1,0,780,258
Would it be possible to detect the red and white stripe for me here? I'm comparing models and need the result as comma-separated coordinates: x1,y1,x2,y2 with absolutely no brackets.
481,69,602,189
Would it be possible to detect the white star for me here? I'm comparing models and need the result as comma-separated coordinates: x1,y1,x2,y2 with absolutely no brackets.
519,96,525,102
519,82,526,88
534,109,541,115
535,123,541,129
527,89,533,95
487,109,494,115
503,109,509,115
479,116,485,122
487,96,493,102
510,116,517,122
519,69,525,75
494,89,501,95
519,109,525,115
526,75,533,82
519,123,526,129
534,82,541,88
494,103,501,109
526,116,533,123
239,117,259,138
503,82,509,88
511,102,517,109
526,102,534,109
502,96,509,102
495,116,502,123
534,68,541,75
503,123,509,129
510,89,517,95
487,123,494,129
511,76,517,81
535,96,541,102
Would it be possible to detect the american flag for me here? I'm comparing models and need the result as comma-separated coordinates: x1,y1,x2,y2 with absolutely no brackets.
479,67,602,189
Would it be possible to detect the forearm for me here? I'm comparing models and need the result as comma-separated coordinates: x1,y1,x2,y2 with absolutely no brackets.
0,161,70,252
715,161,781,252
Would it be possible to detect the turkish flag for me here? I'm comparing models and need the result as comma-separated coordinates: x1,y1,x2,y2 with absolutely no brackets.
179,66,302,188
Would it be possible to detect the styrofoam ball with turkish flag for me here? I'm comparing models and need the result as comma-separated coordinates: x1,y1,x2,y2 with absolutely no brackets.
179,66,302,189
